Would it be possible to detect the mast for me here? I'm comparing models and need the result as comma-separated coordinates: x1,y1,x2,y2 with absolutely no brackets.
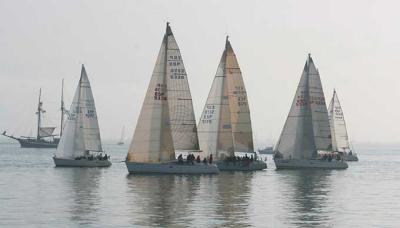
60,79,65,136
36,88,42,140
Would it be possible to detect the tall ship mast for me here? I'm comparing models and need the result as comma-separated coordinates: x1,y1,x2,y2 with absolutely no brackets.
2,82,65,148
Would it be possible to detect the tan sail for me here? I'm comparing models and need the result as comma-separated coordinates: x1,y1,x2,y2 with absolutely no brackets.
127,23,175,163
225,39,254,152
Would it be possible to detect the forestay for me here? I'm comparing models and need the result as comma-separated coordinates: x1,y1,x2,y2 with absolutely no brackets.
56,65,103,158
127,23,175,163
328,90,350,152
275,55,331,159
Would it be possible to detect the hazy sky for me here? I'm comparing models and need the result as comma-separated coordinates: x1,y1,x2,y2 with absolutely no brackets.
1,0,399,145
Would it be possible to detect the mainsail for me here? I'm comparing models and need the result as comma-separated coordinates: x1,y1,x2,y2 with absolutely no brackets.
127,23,176,163
198,37,253,159
165,25,199,151
56,65,103,158
275,55,331,159
328,90,350,152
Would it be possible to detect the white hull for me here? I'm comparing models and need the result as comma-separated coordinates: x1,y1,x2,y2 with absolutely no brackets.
53,157,111,167
274,158,348,169
343,154,358,162
217,160,267,171
125,161,219,174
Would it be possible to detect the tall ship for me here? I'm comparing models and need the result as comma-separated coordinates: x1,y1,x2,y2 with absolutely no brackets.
125,23,218,174
273,54,348,169
2,83,65,148
197,37,267,171
53,65,110,167
328,90,358,161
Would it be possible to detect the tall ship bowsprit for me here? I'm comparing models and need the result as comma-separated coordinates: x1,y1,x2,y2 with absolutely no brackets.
2,82,66,148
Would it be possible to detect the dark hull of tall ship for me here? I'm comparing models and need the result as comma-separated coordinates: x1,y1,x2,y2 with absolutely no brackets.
17,138,59,148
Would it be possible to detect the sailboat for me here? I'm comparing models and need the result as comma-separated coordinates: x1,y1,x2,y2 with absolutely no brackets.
328,90,358,161
117,126,125,145
53,65,111,167
273,54,348,169
2,84,65,148
197,37,267,171
125,23,219,174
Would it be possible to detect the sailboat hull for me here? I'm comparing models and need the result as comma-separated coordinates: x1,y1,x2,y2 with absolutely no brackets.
53,157,111,167
18,138,59,148
125,161,219,174
343,154,359,162
274,158,348,169
217,160,267,171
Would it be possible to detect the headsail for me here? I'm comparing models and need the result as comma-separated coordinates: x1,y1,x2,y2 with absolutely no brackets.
127,23,175,163
328,90,350,152
275,55,331,159
56,65,102,158
166,25,200,151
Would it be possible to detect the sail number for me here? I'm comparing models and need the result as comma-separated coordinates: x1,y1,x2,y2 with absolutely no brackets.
154,83,167,100
233,86,248,106
202,105,215,124
169,55,185,79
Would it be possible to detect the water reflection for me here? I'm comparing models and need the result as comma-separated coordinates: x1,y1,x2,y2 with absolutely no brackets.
214,172,253,227
126,175,201,227
277,170,332,227
61,168,102,225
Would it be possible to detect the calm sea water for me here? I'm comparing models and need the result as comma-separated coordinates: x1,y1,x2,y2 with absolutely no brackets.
0,143,399,227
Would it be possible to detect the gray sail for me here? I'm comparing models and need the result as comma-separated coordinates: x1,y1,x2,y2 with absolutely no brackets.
127,23,175,163
166,26,200,151
275,55,330,159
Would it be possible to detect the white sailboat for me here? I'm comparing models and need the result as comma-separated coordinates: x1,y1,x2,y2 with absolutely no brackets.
117,126,125,145
328,90,358,161
53,65,111,167
197,37,266,171
125,23,219,174
274,54,348,169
